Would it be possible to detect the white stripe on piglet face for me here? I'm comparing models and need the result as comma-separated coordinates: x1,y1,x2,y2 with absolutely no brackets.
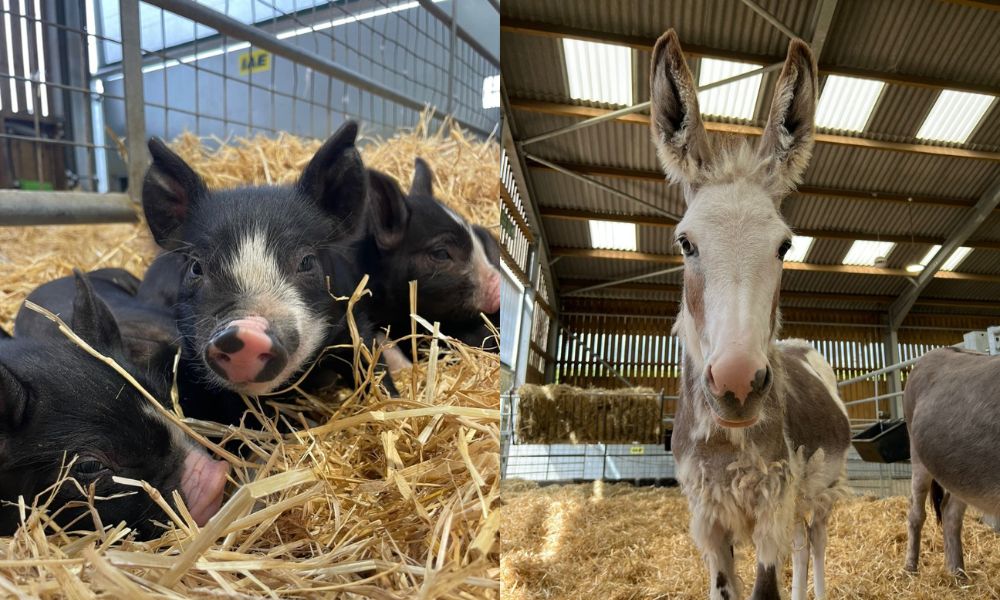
216,228,327,394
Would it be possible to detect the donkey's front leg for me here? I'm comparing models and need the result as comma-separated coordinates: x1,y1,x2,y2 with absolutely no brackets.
692,518,741,600
750,511,791,600
790,520,809,600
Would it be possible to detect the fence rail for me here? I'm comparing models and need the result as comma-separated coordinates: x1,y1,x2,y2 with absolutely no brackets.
0,0,499,226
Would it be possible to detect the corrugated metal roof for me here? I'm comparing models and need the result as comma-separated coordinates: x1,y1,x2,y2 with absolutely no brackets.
803,144,1000,198
503,0,1000,318
504,0,816,56
823,0,1000,90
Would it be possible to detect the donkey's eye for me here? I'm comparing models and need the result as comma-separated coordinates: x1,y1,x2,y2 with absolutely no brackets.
778,239,793,260
678,236,698,257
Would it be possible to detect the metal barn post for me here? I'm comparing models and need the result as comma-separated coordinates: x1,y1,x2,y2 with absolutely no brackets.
119,0,148,204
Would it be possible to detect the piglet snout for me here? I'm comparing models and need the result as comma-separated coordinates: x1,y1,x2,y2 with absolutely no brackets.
180,450,229,526
479,270,500,315
206,317,288,385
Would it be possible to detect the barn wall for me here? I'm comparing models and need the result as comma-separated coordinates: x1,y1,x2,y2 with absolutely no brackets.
554,308,993,422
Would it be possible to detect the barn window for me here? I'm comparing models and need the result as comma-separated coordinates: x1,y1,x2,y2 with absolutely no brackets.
561,38,633,106
696,58,762,121
916,90,995,143
911,245,973,272
815,75,884,132
783,235,814,263
588,219,636,251
842,240,895,266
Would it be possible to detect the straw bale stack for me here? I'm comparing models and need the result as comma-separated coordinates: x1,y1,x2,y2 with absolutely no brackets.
501,481,1000,599
515,384,661,445
0,117,500,598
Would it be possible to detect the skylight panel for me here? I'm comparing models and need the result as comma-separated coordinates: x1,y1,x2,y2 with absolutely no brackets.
562,39,633,106
783,236,814,263
815,76,884,132
842,240,895,266
589,220,636,251
916,90,995,143
910,245,973,272
697,58,762,120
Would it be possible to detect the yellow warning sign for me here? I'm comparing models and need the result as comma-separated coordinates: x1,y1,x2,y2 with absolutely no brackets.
629,446,645,455
239,50,271,75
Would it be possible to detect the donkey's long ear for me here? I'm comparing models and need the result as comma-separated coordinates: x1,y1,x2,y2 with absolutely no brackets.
649,29,712,191
757,38,817,193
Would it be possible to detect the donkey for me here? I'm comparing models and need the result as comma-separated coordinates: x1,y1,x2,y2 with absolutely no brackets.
651,30,851,600
904,347,1000,580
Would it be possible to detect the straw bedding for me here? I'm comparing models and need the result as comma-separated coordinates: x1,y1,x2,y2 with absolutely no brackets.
501,481,1000,599
0,117,500,598
516,385,662,445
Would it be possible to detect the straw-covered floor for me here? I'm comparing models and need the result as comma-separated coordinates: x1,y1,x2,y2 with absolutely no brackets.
501,481,1000,599
0,117,500,598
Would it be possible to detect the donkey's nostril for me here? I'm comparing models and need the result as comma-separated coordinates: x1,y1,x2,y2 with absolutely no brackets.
706,364,717,390
258,353,273,362
754,367,772,391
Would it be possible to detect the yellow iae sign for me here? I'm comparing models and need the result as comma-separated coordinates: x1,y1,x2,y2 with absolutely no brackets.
239,49,271,75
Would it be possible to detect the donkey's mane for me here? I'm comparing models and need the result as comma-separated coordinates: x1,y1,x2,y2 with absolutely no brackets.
700,137,773,188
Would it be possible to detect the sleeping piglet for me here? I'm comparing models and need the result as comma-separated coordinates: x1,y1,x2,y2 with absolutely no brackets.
1,272,228,539
361,158,500,357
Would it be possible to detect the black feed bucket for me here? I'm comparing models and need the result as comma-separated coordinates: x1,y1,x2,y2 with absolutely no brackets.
851,419,910,463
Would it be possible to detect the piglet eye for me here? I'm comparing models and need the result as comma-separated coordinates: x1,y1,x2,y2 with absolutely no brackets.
189,259,203,278
678,236,697,257
778,239,793,260
430,248,450,261
298,254,317,272
74,459,109,477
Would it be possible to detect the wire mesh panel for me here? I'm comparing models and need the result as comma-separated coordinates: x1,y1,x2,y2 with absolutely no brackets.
0,0,499,219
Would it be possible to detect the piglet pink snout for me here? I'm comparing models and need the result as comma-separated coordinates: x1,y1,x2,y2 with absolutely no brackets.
479,270,500,314
180,451,229,527
205,317,288,384
706,353,771,404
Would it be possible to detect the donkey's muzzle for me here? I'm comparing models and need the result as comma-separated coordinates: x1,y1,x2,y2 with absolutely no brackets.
703,363,772,428
706,356,772,404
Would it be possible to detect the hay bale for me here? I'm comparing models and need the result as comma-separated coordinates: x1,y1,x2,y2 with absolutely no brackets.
501,482,1000,599
515,385,661,445
0,119,500,597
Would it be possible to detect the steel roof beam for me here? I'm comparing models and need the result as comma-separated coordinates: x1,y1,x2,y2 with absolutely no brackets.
527,160,996,211
510,98,1000,161
520,62,783,147
521,153,683,221
537,206,1000,251
550,246,1000,283
501,18,999,97
740,0,800,40
888,177,1000,328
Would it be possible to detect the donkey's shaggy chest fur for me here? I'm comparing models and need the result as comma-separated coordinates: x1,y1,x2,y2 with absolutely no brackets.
674,346,849,555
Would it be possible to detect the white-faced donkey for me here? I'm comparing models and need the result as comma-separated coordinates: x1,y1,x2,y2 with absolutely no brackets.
650,30,851,600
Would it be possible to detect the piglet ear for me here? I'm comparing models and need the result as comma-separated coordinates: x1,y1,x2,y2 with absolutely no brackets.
0,362,26,431
410,158,434,197
143,138,208,250
298,121,368,232
367,169,409,251
71,270,125,358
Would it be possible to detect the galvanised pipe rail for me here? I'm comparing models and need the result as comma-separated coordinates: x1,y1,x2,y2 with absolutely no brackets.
143,0,492,138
